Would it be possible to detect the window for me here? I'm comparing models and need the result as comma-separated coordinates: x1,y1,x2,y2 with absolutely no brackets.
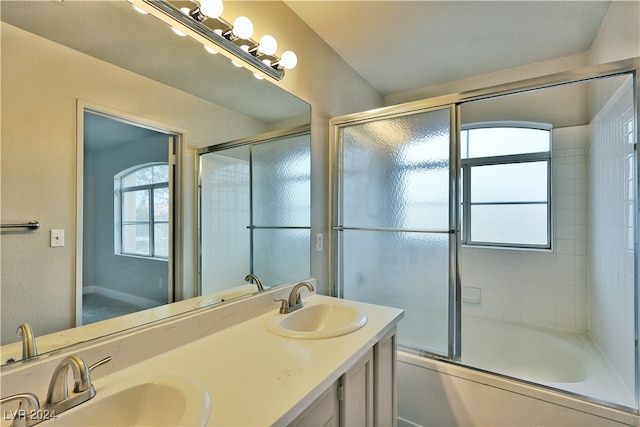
115,163,169,259
460,123,551,249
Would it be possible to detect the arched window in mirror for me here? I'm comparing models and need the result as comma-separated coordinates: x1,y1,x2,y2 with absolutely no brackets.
114,163,169,259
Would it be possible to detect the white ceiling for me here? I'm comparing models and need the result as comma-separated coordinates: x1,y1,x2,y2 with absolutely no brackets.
285,1,612,96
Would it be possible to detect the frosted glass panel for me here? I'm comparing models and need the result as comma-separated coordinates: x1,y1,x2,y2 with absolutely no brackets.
253,134,310,227
338,107,453,356
253,229,310,286
341,109,450,230
342,230,450,354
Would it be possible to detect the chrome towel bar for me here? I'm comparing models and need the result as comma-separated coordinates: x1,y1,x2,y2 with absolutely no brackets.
1,221,40,230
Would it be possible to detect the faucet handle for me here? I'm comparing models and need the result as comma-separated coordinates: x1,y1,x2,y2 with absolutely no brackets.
16,323,37,360
274,298,289,314
89,356,112,375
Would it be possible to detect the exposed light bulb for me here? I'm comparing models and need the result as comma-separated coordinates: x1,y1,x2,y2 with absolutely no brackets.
204,45,218,55
179,7,191,15
232,16,253,39
132,4,148,14
258,35,277,55
200,0,223,19
172,27,187,37
279,50,297,70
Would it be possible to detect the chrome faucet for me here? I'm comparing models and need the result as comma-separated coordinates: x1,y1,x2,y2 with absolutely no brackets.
275,281,314,314
0,393,40,427
45,355,111,415
16,323,37,360
244,273,264,291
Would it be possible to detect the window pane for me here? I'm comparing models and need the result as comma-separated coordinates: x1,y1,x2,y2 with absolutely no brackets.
122,168,153,187
122,190,149,221
471,204,548,245
122,224,150,255
471,161,548,203
154,188,169,221
153,165,169,183
461,129,469,159
460,167,464,238
466,127,550,158
154,223,169,257
122,164,168,187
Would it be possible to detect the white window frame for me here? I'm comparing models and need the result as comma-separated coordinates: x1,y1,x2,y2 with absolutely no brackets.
460,121,552,250
114,162,169,260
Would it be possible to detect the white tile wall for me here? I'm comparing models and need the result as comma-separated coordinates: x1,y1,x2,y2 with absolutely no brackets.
589,77,635,398
200,155,250,294
461,125,590,333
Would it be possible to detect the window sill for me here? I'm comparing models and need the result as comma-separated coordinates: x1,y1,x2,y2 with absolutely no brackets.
115,253,169,262
460,244,552,253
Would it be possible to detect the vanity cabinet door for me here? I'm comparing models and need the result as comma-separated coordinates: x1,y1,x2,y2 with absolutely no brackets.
374,328,397,427
290,328,397,427
340,349,374,426
291,381,339,427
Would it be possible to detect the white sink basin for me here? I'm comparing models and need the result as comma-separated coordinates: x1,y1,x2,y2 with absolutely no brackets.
43,374,212,426
266,301,367,339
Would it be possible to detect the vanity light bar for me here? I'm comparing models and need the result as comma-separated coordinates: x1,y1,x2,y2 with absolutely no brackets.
140,0,292,81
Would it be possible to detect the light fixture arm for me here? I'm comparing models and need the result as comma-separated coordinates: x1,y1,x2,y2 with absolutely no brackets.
141,0,286,80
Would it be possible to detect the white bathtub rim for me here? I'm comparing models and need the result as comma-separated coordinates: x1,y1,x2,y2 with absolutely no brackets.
398,350,639,426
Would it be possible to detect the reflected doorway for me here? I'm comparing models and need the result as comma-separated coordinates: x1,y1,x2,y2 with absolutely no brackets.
80,109,180,325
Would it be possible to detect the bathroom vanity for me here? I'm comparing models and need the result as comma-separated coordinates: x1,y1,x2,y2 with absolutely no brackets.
0,283,403,426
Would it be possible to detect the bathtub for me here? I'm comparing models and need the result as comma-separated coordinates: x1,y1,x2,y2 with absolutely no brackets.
396,315,638,426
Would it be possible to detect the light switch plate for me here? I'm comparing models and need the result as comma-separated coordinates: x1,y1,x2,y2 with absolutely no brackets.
51,229,64,247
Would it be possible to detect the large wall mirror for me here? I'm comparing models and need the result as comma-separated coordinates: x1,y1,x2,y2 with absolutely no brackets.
1,0,310,365
198,127,311,305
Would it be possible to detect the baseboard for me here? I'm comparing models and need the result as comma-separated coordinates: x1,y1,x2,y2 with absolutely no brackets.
85,286,161,309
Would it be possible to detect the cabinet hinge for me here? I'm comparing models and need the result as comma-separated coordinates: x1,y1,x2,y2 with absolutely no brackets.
338,384,344,401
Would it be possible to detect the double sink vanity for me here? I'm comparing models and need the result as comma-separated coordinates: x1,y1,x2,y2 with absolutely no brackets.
1,281,403,426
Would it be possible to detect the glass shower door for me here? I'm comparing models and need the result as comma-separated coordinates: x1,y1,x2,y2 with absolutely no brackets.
252,134,311,285
335,107,456,356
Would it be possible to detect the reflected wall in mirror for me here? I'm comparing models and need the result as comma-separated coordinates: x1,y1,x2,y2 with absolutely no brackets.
0,0,310,364
82,110,178,326
198,128,311,306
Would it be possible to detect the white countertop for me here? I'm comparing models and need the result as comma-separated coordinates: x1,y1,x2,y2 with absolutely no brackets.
87,294,403,426
1,285,260,364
